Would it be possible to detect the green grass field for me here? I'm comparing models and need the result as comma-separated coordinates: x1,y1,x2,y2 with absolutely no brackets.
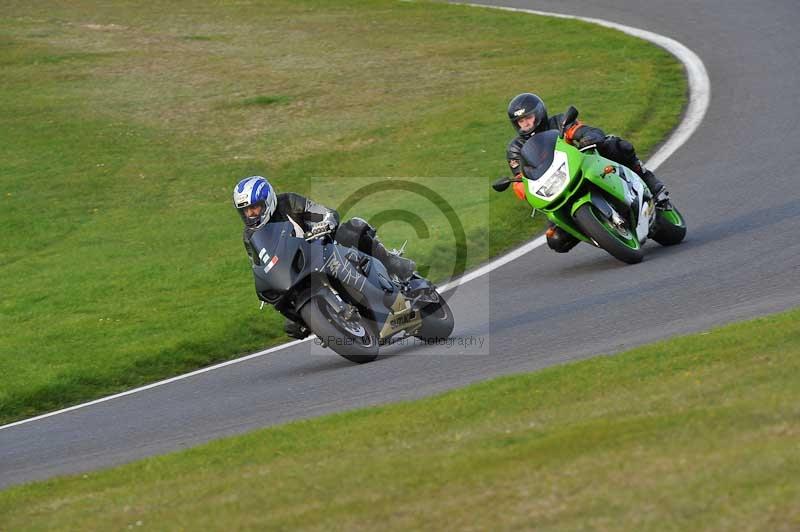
0,0,686,423
2,308,798,530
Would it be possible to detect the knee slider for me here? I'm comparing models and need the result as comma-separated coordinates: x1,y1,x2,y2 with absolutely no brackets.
547,228,579,253
618,138,636,160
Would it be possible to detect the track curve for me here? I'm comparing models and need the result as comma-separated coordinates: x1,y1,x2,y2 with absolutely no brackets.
3,0,800,489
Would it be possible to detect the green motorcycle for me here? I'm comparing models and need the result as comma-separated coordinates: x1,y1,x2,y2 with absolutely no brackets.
493,107,686,264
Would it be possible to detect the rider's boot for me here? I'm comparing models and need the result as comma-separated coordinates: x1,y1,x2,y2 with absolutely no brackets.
546,221,580,253
633,161,671,208
371,237,416,281
284,318,309,340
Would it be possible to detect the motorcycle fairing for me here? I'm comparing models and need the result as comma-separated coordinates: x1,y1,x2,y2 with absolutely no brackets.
248,221,410,335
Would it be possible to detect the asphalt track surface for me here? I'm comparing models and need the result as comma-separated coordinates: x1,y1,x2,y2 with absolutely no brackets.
2,0,800,489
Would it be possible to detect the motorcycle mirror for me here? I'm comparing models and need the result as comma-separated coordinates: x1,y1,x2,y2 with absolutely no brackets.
560,105,579,137
492,177,512,192
492,176,523,192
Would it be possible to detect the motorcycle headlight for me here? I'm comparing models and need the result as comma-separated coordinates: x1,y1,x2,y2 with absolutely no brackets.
535,161,569,199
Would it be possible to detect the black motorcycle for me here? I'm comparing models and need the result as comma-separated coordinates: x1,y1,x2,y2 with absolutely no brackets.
248,221,454,363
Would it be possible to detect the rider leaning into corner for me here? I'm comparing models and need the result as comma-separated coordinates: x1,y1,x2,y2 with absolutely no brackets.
233,175,417,339
505,92,672,253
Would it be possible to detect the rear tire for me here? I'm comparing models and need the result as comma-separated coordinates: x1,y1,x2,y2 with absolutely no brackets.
300,296,379,364
574,203,644,264
651,207,687,246
413,295,455,342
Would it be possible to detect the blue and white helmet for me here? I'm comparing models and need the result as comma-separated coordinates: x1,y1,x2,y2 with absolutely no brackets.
233,176,277,228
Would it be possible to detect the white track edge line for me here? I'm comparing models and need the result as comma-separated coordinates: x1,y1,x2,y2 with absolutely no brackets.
439,235,547,292
0,6,709,432
0,338,311,431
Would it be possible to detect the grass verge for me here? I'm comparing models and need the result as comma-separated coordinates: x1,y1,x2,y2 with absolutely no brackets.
0,0,686,423
2,308,798,529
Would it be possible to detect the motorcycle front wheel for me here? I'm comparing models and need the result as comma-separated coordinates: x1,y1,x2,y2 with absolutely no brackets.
300,296,379,364
574,203,644,264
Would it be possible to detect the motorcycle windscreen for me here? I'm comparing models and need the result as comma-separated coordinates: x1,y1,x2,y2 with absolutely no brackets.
520,130,558,181
248,221,296,265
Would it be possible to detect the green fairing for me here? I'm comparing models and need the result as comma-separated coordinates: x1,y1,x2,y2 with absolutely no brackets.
578,152,630,206
522,138,582,210
550,205,592,242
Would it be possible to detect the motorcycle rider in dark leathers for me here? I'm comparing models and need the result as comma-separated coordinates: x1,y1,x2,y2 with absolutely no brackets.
233,175,416,339
505,93,671,253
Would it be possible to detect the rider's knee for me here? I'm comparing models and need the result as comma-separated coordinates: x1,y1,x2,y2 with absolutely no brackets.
336,217,375,249
599,135,637,167
546,226,580,253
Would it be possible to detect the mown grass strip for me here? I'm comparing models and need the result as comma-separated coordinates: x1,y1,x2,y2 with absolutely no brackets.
0,0,685,423
2,309,798,530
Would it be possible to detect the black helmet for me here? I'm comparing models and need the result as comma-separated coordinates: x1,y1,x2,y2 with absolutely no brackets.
507,93,548,138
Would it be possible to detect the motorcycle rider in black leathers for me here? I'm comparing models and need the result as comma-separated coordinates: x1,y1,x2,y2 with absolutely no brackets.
505,93,671,253
234,175,416,339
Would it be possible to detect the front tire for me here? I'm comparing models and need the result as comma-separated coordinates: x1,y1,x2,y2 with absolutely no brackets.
413,295,454,342
574,203,644,264
299,296,379,364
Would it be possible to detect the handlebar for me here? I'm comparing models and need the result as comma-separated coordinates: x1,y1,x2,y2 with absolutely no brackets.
304,229,334,241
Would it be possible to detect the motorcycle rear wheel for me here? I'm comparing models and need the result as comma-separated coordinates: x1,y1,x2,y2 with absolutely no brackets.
651,206,687,246
413,295,455,342
300,296,379,364
574,203,644,264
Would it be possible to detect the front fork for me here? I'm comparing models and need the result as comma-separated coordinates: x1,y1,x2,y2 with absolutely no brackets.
564,189,645,242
